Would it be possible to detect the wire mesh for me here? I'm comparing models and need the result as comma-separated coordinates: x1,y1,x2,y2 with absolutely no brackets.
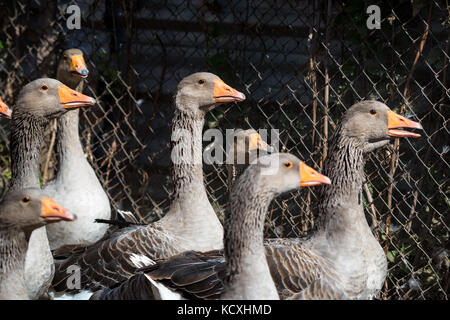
0,0,448,299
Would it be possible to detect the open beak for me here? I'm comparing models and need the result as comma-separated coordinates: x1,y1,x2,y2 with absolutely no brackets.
0,97,12,119
58,84,96,109
387,110,423,138
249,133,274,153
70,55,89,78
300,162,331,187
213,79,246,103
41,198,75,222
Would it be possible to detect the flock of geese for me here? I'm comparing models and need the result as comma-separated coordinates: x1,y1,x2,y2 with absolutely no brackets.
0,48,423,300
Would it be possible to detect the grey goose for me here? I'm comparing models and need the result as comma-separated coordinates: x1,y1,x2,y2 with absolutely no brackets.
44,48,111,249
9,78,96,299
91,153,331,300
51,72,246,296
105,101,422,300
222,153,330,299
0,189,74,299
224,128,273,192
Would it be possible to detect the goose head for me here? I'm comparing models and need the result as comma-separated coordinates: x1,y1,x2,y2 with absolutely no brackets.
0,97,12,119
57,48,89,83
176,72,246,114
255,153,331,194
340,100,423,152
13,78,96,120
234,128,273,154
227,129,273,165
0,189,75,237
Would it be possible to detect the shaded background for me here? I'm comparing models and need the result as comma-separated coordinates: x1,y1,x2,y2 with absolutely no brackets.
0,0,448,299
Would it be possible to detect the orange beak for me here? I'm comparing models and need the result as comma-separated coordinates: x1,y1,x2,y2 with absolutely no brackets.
58,85,96,109
40,198,75,222
387,110,423,138
300,162,331,187
70,55,89,78
213,79,246,102
249,133,274,152
0,97,12,119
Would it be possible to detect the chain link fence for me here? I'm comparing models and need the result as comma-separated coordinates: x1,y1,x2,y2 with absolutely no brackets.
0,0,448,299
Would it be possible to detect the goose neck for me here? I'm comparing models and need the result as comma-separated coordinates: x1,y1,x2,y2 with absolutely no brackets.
223,169,278,299
0,229,28,299
10,113,46,191
159,102,223,250
57,72,84,92
315,128,367,233
170,106,206,200
56,109,86,173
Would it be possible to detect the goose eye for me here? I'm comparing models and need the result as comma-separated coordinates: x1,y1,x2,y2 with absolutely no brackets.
283,161,293,169
198,79,205,85
369,109,377,115
22,196,30,204
40,85,49,91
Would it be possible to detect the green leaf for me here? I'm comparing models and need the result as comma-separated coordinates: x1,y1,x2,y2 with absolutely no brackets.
387,251,396,263
208,121,218,128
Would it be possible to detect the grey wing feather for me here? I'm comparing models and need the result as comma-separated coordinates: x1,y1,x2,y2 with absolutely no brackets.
90,273,156,300
264,239,346,299
52,224,179,292
128,241,348,300
143,250,226,300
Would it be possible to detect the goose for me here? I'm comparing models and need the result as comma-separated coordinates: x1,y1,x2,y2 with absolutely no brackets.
51,72,246,296
0,97,12,119
44,48,111,249
225,128,273,192
222,153,330,299
90,153,331,300
9,78,96,299
0,189,74,299
118,100,423,300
